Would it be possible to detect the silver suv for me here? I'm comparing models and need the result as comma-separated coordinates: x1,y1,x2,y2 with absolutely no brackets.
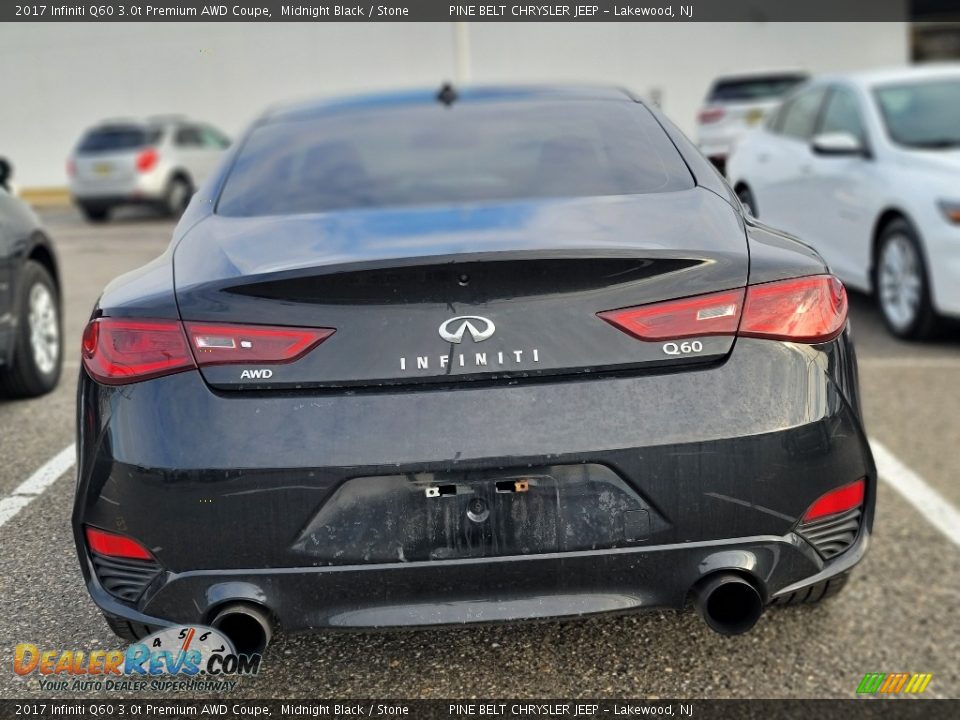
68,117,230,222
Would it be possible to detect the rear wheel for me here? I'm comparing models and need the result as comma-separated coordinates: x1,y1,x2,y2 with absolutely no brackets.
876,219,937,340
0,261,62,398
771,570,850,606
736,185,757,218
163,175,192,217
80,204,110,223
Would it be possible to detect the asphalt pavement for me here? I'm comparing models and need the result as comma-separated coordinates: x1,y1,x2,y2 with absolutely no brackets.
1,207,958,700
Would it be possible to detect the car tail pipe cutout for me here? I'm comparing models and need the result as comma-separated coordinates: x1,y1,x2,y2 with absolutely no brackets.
210,602,274,655
691,572,765,635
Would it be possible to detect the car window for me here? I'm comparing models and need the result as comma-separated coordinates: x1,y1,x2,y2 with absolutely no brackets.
77,126,159,154
708,74,808,103
218,99,695,217
200,126,231,150
765,104,786,132
778,87,828,140
175,126,204,148
819,87,866,142
874,79,960,149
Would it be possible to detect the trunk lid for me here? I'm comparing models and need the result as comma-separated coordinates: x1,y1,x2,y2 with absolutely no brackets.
173,189,748,389
73,151,141,185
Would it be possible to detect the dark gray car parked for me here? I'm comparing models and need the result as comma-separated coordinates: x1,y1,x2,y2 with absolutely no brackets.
73,87,874,653
0,158,62,398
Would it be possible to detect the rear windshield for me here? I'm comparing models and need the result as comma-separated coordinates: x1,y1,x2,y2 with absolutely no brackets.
217,100,694,217
708,75,808,103
77,126,161,153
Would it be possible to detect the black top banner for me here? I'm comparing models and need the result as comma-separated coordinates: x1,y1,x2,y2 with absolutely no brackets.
4,0,934,23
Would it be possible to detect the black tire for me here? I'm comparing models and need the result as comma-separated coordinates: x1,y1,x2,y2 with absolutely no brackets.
80,204,110,223
101,611,154,642
0,261,62,398
770,570,850,606
874,219,938,340
736,185,757,218
162,175,193,217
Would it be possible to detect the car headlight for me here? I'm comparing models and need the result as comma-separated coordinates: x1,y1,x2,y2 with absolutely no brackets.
938,200,960,224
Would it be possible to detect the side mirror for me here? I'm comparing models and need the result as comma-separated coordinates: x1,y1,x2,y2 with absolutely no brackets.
0,157,11,190
811,132,866,157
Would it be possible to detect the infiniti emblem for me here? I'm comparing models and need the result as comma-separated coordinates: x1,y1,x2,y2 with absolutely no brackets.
438,315,496,344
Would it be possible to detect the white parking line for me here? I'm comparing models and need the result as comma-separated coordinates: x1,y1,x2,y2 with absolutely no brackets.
871,438,960,549
0,444,75,529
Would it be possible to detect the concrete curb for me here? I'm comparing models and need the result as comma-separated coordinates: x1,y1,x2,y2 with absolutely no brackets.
18,187,71,207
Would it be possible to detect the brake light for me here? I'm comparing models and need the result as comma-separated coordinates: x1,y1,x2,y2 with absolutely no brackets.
802,479,865,522
598,289,744,341
599,275,847,345
85,527,153,561
740,275,847,343
81,318,335,384
184,323,335,366
135,148,158,173
698,106,726,124
81,318,195,385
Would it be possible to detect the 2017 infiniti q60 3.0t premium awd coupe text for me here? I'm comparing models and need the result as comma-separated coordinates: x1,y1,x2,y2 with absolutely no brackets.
74,86,875,653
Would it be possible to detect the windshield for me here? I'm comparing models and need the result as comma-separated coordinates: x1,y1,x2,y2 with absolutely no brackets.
217,99,694,217
874,79,960,149
708,75,808,103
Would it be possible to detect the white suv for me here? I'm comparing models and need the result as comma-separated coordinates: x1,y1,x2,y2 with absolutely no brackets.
68,117,230,223
728,64,960,339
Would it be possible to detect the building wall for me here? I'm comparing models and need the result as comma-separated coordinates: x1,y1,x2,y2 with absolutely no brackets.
1,22,908,188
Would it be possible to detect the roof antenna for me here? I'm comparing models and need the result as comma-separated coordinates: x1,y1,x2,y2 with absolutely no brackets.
436,82,458,107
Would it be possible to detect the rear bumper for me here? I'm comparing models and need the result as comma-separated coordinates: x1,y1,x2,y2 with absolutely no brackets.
70,172,166,204
73,334,875,630
83,530,867,631
697,130,739,161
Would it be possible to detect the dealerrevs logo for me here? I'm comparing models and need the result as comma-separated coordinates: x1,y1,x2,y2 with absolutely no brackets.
13,625,260,693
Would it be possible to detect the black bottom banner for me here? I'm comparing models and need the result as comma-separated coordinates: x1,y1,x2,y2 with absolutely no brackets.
2,699,958,720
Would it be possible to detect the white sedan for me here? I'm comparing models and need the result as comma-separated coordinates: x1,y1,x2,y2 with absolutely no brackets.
727,64,960,339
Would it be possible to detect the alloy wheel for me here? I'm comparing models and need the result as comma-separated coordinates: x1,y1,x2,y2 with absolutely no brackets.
28,282,60,375
878,233,923,332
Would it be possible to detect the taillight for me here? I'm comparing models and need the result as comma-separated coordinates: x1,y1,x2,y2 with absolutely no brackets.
184,323,335,366
81,318,195,385
81,317,335,384
599,275,847,345
740,275,847,343
66,158,76,178
598,289,744,341
85,527,153,561
135,148,158,173
698,106,726,124
802,479,865,523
